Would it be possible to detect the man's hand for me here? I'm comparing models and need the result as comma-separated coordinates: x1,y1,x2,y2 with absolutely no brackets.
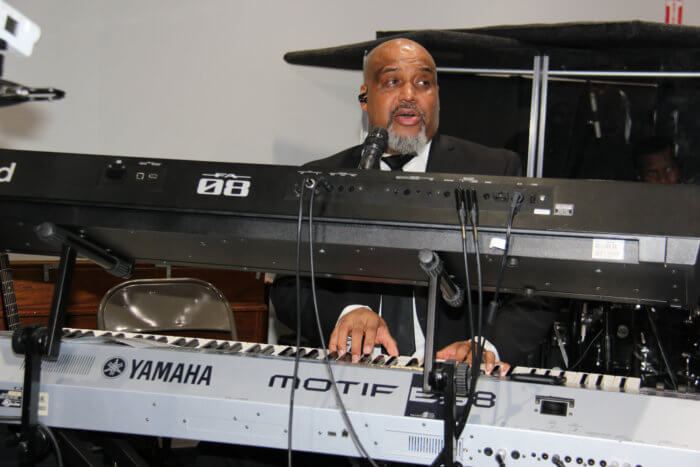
436,341,510,376
329,307,399,362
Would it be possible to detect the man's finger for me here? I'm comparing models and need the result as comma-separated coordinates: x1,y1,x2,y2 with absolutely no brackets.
335,321,352,357
483,351,496,374
350,326,365,363
329,327,339,353
436,341,464,360
376,325,399,356
363,325,378,355
452,341,471,362
497,362,511,377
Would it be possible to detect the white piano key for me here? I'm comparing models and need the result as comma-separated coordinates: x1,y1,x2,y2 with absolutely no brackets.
562,371,585,387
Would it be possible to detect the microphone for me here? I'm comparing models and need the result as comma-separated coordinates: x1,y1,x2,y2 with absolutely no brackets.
358,126,388,169
418,249,464,308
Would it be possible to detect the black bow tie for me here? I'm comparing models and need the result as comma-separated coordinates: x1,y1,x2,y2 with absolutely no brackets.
382,154,416,171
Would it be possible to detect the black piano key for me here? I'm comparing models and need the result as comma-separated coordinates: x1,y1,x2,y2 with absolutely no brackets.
156,336,168,343
216,342,242,353
327,351,339,360
385,356,397,366
505,366,515,377
405,358,420,367
146,335,157,340
595,375,603,388
620,377,627,390
359,354,372,363
371,355,386,365
278,347,295,357
580,374,588,386
202,340,218,349
337,353,352,362
171,338,187,346
246,344,262,353
260,345,276,355
303,349,319,359
184,339,199,348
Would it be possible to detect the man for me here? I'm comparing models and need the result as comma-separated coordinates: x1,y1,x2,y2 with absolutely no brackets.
635,137,681,184
272,38,553,371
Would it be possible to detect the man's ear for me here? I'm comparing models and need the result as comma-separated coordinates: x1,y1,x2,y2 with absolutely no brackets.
359,84,368,112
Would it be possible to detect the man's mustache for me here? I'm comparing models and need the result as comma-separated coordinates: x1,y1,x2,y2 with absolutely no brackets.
390,104,425,122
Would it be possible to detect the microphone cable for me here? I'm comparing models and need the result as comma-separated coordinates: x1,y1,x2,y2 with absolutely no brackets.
288,176,376,466
455,188,476,351
433,188,483,464
469,188,485,409
307,177,379,467
287,175,311,467
454,188,478,438
487,192,524,327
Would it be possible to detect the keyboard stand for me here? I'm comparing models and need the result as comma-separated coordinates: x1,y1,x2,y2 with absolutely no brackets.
10,223,133,463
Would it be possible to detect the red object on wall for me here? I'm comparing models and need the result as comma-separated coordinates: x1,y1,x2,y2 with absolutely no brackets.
666,0,684,25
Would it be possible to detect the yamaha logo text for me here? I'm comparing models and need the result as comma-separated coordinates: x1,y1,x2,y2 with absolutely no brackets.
197,172,251,198
103,358,213,386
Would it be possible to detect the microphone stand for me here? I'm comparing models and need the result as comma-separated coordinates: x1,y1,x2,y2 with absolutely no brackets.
419,250,468,467
10,223,133,463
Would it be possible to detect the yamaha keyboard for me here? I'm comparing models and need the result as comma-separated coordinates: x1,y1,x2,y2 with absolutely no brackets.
0,148,698,308
1,329,698,466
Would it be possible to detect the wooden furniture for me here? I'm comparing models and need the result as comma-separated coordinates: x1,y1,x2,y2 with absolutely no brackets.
0,261,268,343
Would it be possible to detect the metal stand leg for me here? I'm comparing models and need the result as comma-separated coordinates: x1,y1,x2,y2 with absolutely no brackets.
11,245,77,462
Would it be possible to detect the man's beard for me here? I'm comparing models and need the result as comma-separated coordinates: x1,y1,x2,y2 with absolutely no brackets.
387,124,428,155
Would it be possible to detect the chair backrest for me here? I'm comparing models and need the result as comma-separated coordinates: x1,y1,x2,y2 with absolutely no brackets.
97,278,237,340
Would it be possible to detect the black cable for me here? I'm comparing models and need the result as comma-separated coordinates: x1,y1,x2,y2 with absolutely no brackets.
39,424,63,467
287,176,309,467
493,192,523,304
568,329,603,370
460,189,485,442
307,179,379,467
470,189,485,385
456,189,476,355
454,189,476,437
646,307,678,391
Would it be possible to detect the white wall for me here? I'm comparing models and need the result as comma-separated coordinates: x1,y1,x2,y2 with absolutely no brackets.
0,0,693,165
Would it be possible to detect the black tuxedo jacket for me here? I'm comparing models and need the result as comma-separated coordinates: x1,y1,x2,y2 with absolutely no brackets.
271,134,555,364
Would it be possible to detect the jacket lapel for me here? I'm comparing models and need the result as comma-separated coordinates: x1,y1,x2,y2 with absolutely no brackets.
425,134,456,173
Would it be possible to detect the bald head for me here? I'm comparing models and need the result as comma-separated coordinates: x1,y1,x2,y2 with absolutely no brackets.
363,39,436,83
359,39,440,152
